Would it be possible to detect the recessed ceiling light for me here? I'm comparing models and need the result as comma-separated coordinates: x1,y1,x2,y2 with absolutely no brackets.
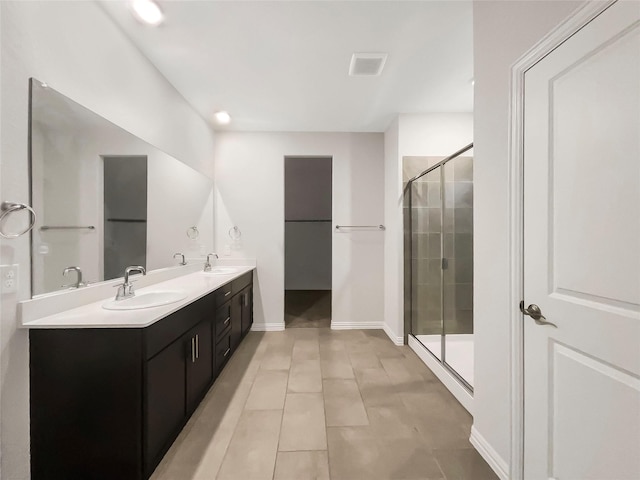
213,111,231,125
470,77,475,86
130,0,164,26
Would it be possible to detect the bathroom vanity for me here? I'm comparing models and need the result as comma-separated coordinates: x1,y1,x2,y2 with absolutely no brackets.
24,268,253,480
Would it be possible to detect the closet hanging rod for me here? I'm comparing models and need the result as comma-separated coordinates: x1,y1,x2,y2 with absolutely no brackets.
335,225,385,230
40,225,95,231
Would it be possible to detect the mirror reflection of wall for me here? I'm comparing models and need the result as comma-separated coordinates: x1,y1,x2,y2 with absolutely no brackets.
103,156,148,280
30,79,214,296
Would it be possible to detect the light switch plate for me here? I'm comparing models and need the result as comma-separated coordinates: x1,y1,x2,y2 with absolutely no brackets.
0,264,19,294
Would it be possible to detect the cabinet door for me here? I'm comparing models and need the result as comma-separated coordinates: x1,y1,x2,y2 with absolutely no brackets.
231,292,242,351
241,286,253,336
145,339,186,475
186,319,213,414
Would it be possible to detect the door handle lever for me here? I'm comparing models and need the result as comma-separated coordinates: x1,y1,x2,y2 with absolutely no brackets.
520,301,558,328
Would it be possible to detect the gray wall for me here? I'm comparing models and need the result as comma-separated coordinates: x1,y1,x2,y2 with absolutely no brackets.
285,157,332,290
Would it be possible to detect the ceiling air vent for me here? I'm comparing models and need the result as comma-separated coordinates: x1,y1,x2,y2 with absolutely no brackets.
349,53,388,76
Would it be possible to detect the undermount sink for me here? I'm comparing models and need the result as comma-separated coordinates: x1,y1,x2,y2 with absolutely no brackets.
102,291,188,310
202,267,240,275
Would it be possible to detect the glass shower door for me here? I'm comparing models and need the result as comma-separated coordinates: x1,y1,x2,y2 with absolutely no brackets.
409,167,442,360
443,156,474,388
404,147,474,393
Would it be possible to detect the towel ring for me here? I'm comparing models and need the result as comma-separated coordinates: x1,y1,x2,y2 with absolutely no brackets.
0,202,37,239
187,226,200,240
229,226,241,240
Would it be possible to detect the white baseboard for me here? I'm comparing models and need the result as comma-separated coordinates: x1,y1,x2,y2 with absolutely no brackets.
408,335,473,414
470,426,509,480
330,321,384,330
251,322,285,332
383,323,404,346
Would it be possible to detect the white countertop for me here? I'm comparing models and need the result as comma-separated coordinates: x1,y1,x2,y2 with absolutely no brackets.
21,266,255,329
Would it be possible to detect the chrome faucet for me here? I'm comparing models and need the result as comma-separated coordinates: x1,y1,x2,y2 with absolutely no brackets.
173,253,187,266
62,266,87,289
115,265,146,301
203,253,218,272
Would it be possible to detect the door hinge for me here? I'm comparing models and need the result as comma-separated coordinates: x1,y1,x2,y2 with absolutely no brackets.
442,258,449,270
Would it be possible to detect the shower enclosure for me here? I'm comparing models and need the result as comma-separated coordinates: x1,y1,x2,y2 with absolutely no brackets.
404,143,474,391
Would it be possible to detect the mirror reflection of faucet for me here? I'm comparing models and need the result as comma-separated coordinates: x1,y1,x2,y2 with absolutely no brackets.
114,266,146,301
62,266,88,289
203,253,218,272
173,253,187,266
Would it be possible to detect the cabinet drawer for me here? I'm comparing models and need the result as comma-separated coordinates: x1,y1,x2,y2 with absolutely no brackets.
144,294,213,360
215,301,232,341
214,283,233,307
232,271,252,294
215,332,232,373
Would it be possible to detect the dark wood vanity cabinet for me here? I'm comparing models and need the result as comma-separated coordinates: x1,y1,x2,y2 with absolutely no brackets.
30,271,253,480
185,318,213,414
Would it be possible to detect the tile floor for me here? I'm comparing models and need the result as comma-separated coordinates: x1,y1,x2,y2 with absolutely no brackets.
150,328,497,480
284,290,331,328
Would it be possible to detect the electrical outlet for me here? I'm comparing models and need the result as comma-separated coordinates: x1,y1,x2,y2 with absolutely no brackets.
0,264,19,294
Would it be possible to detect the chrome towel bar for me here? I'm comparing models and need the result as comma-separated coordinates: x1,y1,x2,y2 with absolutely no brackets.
335,224,385,230
40,225,95,231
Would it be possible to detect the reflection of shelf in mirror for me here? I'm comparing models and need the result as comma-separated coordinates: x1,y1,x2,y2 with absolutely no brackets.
106,219,147,223
40,225,95,231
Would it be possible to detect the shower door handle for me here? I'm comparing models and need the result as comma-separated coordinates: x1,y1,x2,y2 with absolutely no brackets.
520,301,557,328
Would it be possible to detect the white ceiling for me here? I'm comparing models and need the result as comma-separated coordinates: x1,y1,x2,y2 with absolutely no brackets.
100,1,473,132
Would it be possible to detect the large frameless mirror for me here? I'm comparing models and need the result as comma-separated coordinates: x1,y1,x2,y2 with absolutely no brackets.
29,78,214,296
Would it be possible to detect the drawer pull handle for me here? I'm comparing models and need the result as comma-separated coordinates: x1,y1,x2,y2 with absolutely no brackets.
224,317,230,326
224,291,231,297
191,337,196,363
224,347,231,358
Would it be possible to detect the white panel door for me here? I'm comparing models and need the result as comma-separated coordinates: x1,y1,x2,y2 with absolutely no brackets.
523,2,640,479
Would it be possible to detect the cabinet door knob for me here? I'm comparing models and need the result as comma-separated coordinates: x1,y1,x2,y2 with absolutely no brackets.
191,337,196,363
195,334,199,359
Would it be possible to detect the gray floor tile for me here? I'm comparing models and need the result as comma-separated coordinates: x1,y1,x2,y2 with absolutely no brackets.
278,393,327,451
354,367,399,408
434,448,499,480
244,369,289,410
150,328,495,480
348,350,382,369
292,339,321,362
216,409,282,480
326,426,381,479
323,379,369,426
288,359,322,393
381,357,426,386
261,347,293,371
402,393,473,450
366,404,421,440
327,426,444,480
274,451,330,480
321,358,355,379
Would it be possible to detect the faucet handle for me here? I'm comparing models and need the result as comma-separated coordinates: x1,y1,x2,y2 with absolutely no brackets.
62,266,84,288
204,253,218,272
173,253,187,266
